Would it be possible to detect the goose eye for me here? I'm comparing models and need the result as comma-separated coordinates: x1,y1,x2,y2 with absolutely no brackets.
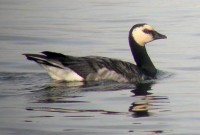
143,29,152,34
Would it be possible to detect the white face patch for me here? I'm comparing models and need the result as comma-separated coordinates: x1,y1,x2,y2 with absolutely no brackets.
132,25,155,46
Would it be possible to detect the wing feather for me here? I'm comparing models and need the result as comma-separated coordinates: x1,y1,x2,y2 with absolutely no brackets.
24,51,144,82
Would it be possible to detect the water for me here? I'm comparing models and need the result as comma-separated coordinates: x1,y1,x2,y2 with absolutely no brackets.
0,0,200,134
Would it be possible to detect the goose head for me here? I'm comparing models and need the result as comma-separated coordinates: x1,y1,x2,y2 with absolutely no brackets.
130,23,167,46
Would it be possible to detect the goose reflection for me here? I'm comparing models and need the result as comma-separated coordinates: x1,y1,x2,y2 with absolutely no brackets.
129,82,169,117
28,80,169,117
29,81,135,103
131,82,154,96
129,82,153,117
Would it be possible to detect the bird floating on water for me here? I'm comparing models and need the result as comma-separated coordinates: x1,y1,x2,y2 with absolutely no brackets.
24,23,167,83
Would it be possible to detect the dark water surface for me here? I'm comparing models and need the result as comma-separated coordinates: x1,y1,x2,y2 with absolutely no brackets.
1,0,200,135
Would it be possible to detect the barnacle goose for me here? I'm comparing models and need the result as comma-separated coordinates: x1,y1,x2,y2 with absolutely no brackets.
23,23,167,83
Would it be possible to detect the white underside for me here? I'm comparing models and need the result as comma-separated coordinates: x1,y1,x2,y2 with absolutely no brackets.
41,65,84,81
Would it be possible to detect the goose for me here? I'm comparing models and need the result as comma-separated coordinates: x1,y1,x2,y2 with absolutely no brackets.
23,23,167,83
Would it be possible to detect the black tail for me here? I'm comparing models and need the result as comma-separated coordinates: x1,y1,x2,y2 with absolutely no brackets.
23,52,64,69
41,51,66,58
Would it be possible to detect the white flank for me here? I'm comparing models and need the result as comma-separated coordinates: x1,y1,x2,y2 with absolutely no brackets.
132,24,154,46
41,65,84,81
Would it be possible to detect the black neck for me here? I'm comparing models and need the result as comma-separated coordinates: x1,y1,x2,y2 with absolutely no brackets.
129,36,157,78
